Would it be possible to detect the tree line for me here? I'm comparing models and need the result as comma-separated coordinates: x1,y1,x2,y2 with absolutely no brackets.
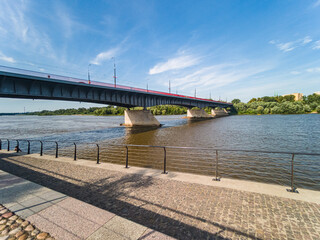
27,105,190,116
232,93,320,114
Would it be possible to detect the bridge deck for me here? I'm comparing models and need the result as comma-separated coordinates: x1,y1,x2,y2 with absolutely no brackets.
0,65,232,109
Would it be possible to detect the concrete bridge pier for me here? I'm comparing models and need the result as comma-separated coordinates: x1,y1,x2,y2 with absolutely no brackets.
187,109,213,119
123,109,161,127
211,109,229,117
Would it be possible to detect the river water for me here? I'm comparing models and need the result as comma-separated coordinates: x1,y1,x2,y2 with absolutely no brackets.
0,114,319,190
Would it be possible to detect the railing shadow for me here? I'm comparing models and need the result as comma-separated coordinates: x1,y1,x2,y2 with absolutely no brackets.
0,153,260,240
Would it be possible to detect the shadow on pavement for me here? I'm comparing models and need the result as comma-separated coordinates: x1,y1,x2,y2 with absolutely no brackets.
0,153,260,240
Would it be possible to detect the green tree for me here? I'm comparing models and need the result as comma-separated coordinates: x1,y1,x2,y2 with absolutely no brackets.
271,106,282,114
256,106,264,114
263,108,270,114
231,99,241,104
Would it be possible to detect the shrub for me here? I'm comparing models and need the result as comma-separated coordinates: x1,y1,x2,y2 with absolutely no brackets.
263,108,270,114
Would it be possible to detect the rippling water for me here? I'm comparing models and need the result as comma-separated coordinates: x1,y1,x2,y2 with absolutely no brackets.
1,114,319,190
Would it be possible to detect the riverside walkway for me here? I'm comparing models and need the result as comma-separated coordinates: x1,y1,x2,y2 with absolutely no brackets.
0,151,320,240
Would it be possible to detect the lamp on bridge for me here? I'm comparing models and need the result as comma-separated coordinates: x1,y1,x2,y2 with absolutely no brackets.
88,64,91,84
112,57,116,88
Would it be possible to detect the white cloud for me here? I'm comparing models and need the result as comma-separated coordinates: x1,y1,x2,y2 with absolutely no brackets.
302,36,312,44
306,67,320,73
149,55,199,75
312,40,320,50
0,0,55,59
290,71,301,75
0,52,15,63
314,0,320,7
270,36,313,52
90,48,119,65
165,62,270,93
277,42,296,52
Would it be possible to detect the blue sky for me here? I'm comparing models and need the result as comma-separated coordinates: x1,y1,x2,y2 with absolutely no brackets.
0,0,320,112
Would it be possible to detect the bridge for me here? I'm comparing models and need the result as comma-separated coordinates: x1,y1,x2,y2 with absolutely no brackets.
0,66,232,126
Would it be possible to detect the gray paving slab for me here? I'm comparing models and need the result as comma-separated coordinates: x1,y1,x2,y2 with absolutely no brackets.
6,202,35,219
27,213,81,240
138,229,176,240
104,216,147,240
57,197,115,225
19,195,53,213
87,227,128,240
37,189,67,203
0,182,37,205
28,204,103,239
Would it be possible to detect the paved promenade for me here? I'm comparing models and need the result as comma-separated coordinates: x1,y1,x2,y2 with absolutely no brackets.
0,151,320,240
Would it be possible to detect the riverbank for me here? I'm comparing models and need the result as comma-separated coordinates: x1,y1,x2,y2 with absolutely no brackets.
1,151,320,239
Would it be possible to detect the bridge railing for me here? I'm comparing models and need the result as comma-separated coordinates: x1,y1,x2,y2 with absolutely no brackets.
1,138,319,192
0,65,231,105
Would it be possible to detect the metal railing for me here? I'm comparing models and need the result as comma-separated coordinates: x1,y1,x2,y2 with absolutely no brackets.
1,138,319,193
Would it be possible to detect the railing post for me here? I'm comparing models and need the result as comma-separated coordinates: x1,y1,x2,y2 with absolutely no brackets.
162,147,168,174
55,142,58,158
0,139,2,150
213,150,220,181
40,141,43,156
287,154,298,193
27,141,30,154
96,144,100,164
74,143,77,161
125,146,129,168
16,140,19,153
7,139,10,151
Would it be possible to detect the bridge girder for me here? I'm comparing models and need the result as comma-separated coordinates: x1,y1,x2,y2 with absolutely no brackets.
0,73,232,109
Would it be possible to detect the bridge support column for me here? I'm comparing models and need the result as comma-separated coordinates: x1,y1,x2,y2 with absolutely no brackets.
123,110,161,127
211,109,229,117
187,109,212,118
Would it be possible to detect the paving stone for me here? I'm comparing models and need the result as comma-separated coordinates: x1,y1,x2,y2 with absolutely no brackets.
87,227,127,240
2,155,320,240
19,196,52,214
37,191,66,204
104,216,147,240
31,229,39,237
8,227,21,235
21,221,29,228
15,230,25,238
8,215,17,221
17,233,28,240
24,225,34,232
1,213,12,219
36,232,48,239
28,204,99,239
9,223,19,230
0,225,6,231
27,214,79,240
56,198,115,225
139,228,177,240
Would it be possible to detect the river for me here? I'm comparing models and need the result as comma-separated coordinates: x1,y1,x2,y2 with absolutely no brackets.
0,114,319,190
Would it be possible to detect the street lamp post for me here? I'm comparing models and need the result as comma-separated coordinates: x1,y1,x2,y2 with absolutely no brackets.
112,57,117,88
88,64,91,84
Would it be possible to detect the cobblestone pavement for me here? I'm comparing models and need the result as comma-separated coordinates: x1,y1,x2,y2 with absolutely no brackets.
0,204,54,240
0,153,320,240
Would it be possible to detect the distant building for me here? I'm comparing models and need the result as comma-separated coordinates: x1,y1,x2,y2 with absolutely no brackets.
314,91,320,95
282,93,303,101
